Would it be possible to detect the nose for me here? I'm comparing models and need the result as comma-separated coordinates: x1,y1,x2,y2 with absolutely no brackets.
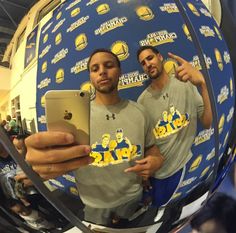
146,60,152,68
99,65,107,76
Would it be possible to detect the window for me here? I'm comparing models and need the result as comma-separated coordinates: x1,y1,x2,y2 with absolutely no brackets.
37,0,61,24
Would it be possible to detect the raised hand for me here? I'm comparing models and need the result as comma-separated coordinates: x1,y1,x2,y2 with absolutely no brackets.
168,52,205,86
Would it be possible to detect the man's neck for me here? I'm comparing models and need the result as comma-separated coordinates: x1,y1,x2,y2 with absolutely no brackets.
151,71,169,90
95,91,121,105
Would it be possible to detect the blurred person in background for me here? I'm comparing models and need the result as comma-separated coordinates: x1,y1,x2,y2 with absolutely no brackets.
190,192,236,233
6,115,19,135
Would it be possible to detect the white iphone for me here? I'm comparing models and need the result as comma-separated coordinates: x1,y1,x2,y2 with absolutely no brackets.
45,90,90,145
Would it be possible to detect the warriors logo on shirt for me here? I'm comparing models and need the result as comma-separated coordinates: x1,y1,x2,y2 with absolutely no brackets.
153,105,190,139
90,129,141,167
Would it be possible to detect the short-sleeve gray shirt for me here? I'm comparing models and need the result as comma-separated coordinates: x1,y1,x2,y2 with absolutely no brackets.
138,76,204,179
74,99,155,208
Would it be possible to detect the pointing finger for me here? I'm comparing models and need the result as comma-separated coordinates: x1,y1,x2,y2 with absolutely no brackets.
168,52,186,65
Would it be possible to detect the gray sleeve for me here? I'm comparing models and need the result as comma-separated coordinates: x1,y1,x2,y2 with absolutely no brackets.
192,85,204,118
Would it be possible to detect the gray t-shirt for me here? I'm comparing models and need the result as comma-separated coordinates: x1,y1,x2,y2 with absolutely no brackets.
74,99,155,208
138,76,204,179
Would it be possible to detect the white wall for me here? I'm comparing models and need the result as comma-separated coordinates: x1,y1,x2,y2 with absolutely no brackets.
2,0,61,130
0,66,11,120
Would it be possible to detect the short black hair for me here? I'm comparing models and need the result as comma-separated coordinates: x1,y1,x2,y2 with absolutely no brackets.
87,48,121,71
190,193,236,233
136,46,159,62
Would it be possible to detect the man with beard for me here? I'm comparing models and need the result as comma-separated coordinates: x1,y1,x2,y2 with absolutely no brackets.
136,46,212,209
21,48,164,226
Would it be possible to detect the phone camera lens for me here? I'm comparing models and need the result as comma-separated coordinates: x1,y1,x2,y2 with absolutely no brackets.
80,92,85,97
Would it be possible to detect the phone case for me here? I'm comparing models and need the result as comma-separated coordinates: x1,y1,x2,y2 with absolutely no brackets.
45,90,90,145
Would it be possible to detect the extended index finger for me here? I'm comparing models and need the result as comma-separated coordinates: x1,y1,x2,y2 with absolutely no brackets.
25,131,75,149
168,52,186,65
124,164,144,173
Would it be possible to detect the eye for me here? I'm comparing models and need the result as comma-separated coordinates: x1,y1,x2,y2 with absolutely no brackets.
90,65,99,72
105,61,115,68
147,55,154,61
141,61,146,66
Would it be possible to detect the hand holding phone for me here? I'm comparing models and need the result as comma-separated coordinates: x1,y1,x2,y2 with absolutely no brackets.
45,90,90,145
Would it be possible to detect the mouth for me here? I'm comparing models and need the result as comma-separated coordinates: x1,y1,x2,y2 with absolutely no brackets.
148,67,156,74
98,79,111,85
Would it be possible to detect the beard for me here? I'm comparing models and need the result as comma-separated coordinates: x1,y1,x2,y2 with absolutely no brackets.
149,67,163,79
94,81,118,94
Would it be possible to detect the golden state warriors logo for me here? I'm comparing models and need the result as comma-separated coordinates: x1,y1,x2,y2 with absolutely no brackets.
182,24,192,41
55,68,64,84
90,129,142,167
75,33,88,51
111,41,129,61
214,26,222,40
43,34,48,44
171,192,182,200
187,2,200,16
189,155,202,172
230,78,234,97
69,187,78,196
81,81,95,100
56,11,62,20
41,94,45,108
41,61,47,73
214,48,223,71
153,105,190,139
96,4,110,15
200,166,210,178
71,7,80,17
136,6,154,21
163,59,178,76
55,33,62,45
218,114,225,134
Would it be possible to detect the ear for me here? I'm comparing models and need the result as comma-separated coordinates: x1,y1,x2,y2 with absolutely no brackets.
158,53,164,62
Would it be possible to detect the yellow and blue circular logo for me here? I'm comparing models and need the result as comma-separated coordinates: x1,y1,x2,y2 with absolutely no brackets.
71,7,80,17
214,48,223,71
111,41,129,61
81,81,95,100
56,11,62,20
182,24,192,41
43,34,48,44
41,61,47,73
187,2,200,16
163,59,178,76
214,26,222,40
218,114,225,134
41,94,45,108
189,155,202,172
55,68,65,84
55,33,62,45
136,6,154,21
96,4,110,15
75,33,88,51
69,186,79,196
200,166,210,178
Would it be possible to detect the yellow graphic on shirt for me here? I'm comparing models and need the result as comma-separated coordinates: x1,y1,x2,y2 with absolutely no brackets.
90,129,142,167
153,105,190,139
